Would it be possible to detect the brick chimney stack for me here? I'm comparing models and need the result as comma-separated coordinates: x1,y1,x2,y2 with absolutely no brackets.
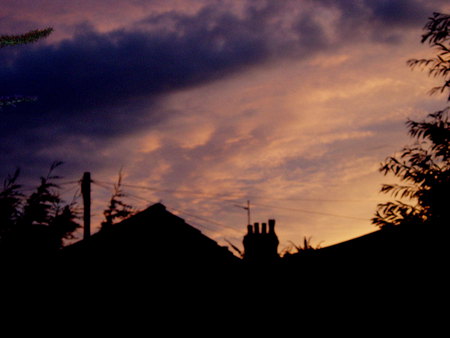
243,219,279,263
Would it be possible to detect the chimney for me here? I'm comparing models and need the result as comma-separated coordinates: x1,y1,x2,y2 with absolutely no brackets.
254,222,260,234
268,219,276,234
261,222,267,234
243,219,280,263
247,224,253,235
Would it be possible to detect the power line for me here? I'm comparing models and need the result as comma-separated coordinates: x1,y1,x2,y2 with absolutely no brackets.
91,184,239,233
125,192,157,205
167,206,243,236
91,180,115,192
96,180,378,203
165,206,226,228
91,179,371,222
59,183,82,204
58,180,81,186
120,182,244,201
250,202,368,221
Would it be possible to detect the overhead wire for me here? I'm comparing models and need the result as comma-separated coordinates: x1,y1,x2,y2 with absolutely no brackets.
167,206,228,228
53,174,376,255
95,180,379,203
11,179,80,194
124,192,157,205
58,180,81,186
250,202,368,221
91,180,113,191
91,182,237,234
109,185,232,229
69,187,82,206
70,175,373,258
97,181,243,201
166,206,243,237
90,179,371,224
59,182,82,205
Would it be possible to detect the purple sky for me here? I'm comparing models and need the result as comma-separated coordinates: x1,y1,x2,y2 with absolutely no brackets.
1,0,449,252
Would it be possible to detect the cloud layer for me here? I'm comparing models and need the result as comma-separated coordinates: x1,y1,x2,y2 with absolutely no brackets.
1,0,434,160
1,0,449,248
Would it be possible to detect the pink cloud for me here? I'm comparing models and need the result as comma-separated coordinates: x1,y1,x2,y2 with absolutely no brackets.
2,0,449,252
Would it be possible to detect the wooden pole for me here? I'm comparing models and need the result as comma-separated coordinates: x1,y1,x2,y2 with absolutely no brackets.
81,172,91,240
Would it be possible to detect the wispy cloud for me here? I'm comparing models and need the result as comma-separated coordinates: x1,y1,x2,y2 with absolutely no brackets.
1,0,448,248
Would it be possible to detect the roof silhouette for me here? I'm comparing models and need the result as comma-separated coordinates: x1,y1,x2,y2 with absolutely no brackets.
61,203,241,274
282,222,448,280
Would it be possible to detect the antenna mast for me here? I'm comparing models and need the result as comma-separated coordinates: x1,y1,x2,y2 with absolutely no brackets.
246,200,251,225
235,200,251,225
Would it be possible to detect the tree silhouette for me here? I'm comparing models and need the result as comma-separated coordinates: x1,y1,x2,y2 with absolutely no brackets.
0,162,80,257
0,169,23,239
101,170,134,230
373,13,450,228
0,28,53,108
0,28,53,48
407,13,450,100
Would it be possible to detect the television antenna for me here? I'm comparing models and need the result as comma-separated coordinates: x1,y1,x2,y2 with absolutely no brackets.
234,200,251,225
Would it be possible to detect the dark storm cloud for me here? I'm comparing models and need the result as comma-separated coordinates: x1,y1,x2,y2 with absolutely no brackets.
1,0,431,137
0,0,438,179
0,21,266,138
0,5,271,177
0,3,273,178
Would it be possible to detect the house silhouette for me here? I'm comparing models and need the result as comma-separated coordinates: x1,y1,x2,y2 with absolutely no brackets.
61,203,241,274
58,201,447,282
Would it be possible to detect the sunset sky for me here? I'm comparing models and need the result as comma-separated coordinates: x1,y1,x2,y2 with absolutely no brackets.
1,0,449,253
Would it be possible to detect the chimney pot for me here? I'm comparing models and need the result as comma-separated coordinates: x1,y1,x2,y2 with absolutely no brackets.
262,222,267,234
254,222,260,234
247,224,253,234
268,219,276,233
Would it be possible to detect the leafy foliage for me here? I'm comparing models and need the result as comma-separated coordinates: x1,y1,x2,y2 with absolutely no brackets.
225,239,243,258
22,162,65,227
1,28,52,109
407,13,450,100
0,162,80,255
292,236,322,252
101,171,134,230
282,236,322,258
0,28,53,48
0,95,37,108
373,109,450,227
373,13,450,228
0,169,23,237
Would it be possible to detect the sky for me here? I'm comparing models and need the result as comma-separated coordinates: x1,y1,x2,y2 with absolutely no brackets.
1,0,450,254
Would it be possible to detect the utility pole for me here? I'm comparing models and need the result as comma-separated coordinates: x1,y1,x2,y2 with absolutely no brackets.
81,172,91,240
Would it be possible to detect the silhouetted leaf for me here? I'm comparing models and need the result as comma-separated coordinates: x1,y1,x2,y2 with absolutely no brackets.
375,12,450,228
